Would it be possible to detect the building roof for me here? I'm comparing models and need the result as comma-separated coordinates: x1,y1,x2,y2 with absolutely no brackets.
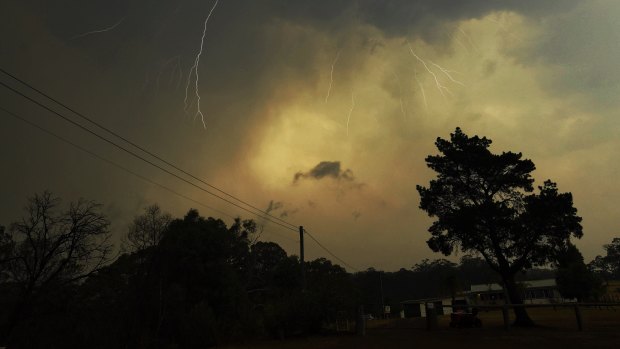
400,297,454,304
469,279,557,293
470,283,503,293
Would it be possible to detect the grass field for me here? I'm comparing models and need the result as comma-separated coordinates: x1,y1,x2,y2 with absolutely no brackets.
226,307,620,349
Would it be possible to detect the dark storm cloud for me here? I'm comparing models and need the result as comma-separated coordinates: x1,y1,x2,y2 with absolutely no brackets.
265,200,298,218
2,0,584,205
3,0,601,271
278,208,298,219
512,2,620,109
266,0,579,42
13,0,582,130
36,0,581,50
265,200,284,214
293,161,356,183
356,0,578,36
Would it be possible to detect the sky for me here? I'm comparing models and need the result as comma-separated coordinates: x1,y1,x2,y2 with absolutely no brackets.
1,0,619,271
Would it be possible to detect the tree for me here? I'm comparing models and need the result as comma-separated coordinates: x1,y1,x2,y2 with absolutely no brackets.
144,209,256,347
417,128,582,326
249,241,288,288
555,243,602,301
6,191,113,288
0,226,15,282
589,237,620,280
124,204,172,253
412,258,457,274
2,191,113,338
412,259,459,299
459,255,499,287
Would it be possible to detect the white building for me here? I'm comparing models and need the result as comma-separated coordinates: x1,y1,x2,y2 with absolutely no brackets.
400,297,455,318
468,279,572,304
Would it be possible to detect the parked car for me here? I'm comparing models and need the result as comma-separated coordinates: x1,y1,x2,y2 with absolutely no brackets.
450,299,481,328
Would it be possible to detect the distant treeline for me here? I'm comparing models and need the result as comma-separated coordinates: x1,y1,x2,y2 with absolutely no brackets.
0,193,358,348
353,257,555,317
0,192,617,348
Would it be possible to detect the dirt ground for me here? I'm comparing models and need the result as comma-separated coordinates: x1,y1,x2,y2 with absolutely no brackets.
226,307,620,349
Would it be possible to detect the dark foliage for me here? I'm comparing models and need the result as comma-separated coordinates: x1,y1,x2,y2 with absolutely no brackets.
589,237,620,281
351,256,556,319
0,195,357,348
417,128,583,326
555,243,603,301
0,192,113,344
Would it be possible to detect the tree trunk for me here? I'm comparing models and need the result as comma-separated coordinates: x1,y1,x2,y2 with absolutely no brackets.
3,288,34,344
503,274,535,327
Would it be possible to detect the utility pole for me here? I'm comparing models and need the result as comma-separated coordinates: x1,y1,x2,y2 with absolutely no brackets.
299,226,306,291
379,271,385,318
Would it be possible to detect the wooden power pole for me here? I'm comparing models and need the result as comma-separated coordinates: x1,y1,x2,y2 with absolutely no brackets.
299,226,306,291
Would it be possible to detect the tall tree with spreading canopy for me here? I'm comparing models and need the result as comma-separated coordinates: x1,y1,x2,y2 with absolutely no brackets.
417,128,582,326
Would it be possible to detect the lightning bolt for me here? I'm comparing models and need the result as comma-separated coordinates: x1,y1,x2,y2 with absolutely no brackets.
458,28,480,53
414,69,428,111
71,17,125,40
431,62,465,86
346,92,355,137
488,14,524,44
184,0,219,129
142,71,151,92
449,32,469,53
155,56,183,92
407,43,451,98
325,49,341,103
392,73,407,121
170,57,184,90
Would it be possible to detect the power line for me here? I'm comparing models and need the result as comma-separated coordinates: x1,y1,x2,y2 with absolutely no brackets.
0,70,358,272
0,105,231,219
0,67,297,230
0,79,297,233
0,105,297,243
304,228,359,272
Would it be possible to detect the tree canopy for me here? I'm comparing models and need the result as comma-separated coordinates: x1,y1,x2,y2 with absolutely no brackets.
555,243,602,301
0,193,358,347
124,204,172,253
417,128,583,326
0,191,113,342
589,237,620,280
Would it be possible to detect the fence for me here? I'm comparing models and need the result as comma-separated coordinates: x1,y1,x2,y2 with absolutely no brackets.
436,302,620,331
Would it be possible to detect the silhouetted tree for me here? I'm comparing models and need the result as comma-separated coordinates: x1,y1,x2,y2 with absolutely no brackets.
413,259,459,299
249,241,288,289
137,209,263,347
0,193,364,348
124,204,172,253
0,226,14,282
412,258,457,273
417,128,583,326
555,243,602,301
1,191,113,341
589,237,620,280
459,255,499,287
306,258,356,322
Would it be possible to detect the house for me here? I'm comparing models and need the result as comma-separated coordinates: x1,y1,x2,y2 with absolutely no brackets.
468,279,570,304
400,297,453,318
600,280,620,302
399,278,570,318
